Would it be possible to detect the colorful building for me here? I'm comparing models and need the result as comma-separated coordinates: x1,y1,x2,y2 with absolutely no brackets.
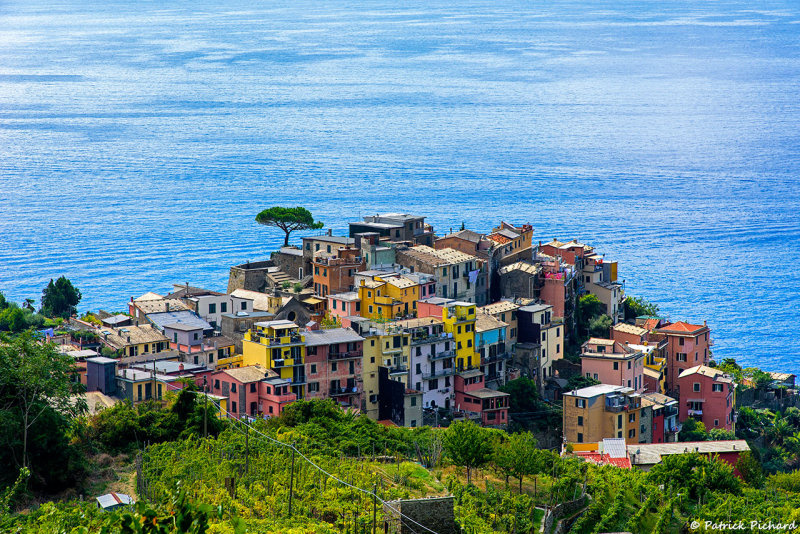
303,327,365,408
453,369,510,427
394,317,455,410
357,275,424,320
581,338,645,392
677,365,736,432
563,384,643,446
395,245,484,304
201,365,296,419
656,321,712,396
641,392,679,443
417,298,477,371
326,292,361,327
474,313,510,388
311,247,365,297
242,320,307,399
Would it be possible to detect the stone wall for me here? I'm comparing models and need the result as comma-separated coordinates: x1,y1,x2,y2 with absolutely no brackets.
383,496,458,534
542,494,588,534
226,260,274,293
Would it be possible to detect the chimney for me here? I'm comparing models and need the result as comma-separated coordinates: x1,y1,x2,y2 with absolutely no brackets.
165,302,169,312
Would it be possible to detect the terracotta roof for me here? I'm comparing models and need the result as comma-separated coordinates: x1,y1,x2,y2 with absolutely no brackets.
643,318,660,331
575,452,632,469
98,324,168,349
658,321,708,334
486,233,511,245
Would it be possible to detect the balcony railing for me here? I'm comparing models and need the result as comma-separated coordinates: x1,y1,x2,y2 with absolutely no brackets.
688,409,703,416
388,366,408,375
330,386,361,396
411,333,451,345
430,349,455,361
481,352,512,364
328,350,363,361
422,368,455,381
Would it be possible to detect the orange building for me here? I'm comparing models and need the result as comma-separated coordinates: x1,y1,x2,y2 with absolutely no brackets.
312,247,365,298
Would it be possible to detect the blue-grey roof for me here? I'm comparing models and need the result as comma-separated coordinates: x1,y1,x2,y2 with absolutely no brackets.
146,311,212,331
130,361,205,374
102,314,130,325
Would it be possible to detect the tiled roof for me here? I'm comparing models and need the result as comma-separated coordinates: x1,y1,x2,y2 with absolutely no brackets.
98,325,168,349
303,328,364,347
641,392,677,406
134,292,163,302
612,323,647,336
575,452,632,469
642,318,661,331
475,314,508,333
486,233,511,244
630,441,749,466
658,321,707,334
467,388,510,399
678,365,734,383
479,300,520,315
147,311,212,332
223,365,270,383
498,261,539,276
230,289,272,311
166,285,224,299
134,299,189,315
440,229,484,243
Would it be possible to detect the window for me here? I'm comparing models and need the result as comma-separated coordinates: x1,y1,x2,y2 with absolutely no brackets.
577,433,583,443
231,383,237,393
415,363,421,374
576,399,586,408
712,383,723,392
269,406,274,414
311,364,317,374
586,372,591,378
369,305,373,314
194,332,199,341
250,383,256,393
467,339,472,348
627,361,631,369
618,414,623,427
613,362,619,370
556,344,560,354
242,301,247,310
370,339,375,346
209,303,216,314
676,353,687,362
410,420,417,428
629,429,635,438
593,373,598,380
693,382,701,392
429,379,439,390
629,413,635,422
214,380,220,389
410,396,417,406
577,416,584,426
714,419,719,427
173,332,178,343
232,402,237,413
679,337,685,346
221,302,227,313
331,362,338,372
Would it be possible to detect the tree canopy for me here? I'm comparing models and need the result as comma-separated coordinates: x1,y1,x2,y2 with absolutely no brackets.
255,206,323,246
0,333,86,491
443,420,494,483
624,295,660,320
40,276,82,318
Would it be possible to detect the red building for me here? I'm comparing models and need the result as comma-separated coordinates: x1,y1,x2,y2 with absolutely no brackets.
198,365,296,419
656,321,711,396
677,365,736,431
312,247,365,298
303,327,365,408
453,369,509,427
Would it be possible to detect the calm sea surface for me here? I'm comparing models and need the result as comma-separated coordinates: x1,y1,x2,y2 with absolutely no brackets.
1,0,799,372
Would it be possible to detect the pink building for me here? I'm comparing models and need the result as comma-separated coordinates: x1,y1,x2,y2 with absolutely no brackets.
453,369,509,427
677,365,736,432
581,338,645,392
656,321,712,396
303,327,365,408
326,292,360,327
199,365,296,419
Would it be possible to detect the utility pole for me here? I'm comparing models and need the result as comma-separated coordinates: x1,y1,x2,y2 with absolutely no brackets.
203,375,208,438
245,425,250,475
288,446,296,517
372,481,377,534
152,359,157,401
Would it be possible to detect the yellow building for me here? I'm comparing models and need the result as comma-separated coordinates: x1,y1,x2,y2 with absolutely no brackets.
357,276,422,320
562,384,643,446
356,320,411,421
421,300,477,371
98,324,173,360
242,319,307,398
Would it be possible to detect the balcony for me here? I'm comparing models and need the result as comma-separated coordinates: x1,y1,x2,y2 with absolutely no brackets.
388,366,408,375
328,350,363,361
330,386,361,397
411,333,451,345
430,349,455,361
688,409,703,416
422,368,454,381
481,352,512,364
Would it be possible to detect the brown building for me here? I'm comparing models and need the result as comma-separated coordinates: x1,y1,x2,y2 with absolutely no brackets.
311,247,365,298
563,384,643,445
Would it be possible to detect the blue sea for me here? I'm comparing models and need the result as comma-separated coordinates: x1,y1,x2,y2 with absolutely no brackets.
1,0,799,373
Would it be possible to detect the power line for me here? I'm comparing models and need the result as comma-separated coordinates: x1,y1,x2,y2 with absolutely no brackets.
162,385,441,534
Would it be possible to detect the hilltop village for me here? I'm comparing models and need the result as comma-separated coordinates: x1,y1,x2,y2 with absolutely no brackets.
51,212,793,461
